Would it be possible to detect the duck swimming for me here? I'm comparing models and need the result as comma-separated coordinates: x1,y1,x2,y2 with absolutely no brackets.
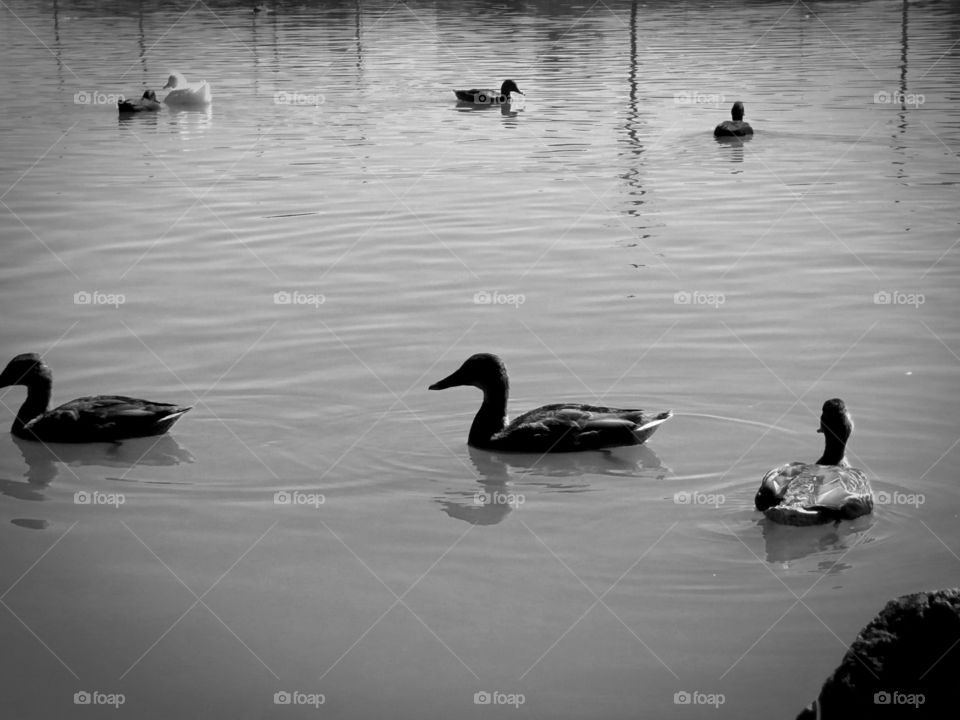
118,90,161,114
454,80,523,105
714,101,753,137
429,353,672,452
162,72,212,108
0,353,191,443
755,399,873,526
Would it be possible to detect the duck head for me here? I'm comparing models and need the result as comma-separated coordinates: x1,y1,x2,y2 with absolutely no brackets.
430,353,510,447
1,353,53,434
816,398,853,465
500,80,523,97
0,353,51,389
142,90,158,101
731,101,745,121
429,353,509,396
162,73,186,90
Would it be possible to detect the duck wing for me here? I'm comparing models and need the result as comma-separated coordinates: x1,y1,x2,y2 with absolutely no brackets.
807,468,873,518
118,98,148,113
454,88,496,102
755,462,804,510
163,82,211,107
24,396,191,442
758,464,873,524
495,403,671,452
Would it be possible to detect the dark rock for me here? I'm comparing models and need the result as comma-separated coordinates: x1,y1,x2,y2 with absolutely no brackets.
798,589,960,718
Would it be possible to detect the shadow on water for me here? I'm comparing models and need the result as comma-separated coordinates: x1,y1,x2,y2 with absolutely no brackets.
1,434,193,530
759,514,876,564
118,110,160,129
714,133,752,163
436,443,668,525
4,434,194,488
454,99,525,118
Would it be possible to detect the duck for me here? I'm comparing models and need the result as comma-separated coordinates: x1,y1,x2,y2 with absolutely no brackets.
0,353,191,443
754,399,873,525
429,353,672,452
714,101,753,137
118,90,161,114
162,72,212,108
454,80,523,105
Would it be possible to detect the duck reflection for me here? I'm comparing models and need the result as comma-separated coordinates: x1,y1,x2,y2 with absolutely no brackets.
118,107,161,129
760,514,875,564
714,132,751,164
437,444,668,526
454,98,525,118
166,105,213,136
6,434,194,489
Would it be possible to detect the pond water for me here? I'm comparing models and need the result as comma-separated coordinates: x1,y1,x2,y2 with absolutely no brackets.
0,1,958,718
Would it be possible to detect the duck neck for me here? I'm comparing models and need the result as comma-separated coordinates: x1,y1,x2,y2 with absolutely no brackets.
816,433,848,466
12,378,51,437
468,385,509,448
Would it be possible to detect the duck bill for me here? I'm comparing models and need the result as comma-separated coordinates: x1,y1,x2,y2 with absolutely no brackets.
428,367,467,391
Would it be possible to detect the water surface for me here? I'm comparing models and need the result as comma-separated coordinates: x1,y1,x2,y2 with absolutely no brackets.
1,1,958,718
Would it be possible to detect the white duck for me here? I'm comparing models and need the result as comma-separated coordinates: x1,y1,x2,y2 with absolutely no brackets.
162,72,212,108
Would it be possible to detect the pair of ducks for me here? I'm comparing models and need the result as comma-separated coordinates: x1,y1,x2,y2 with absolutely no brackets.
119,76,518,113
455,82,754,139
119,74,513,113
118,73,212,113
1,352,871,526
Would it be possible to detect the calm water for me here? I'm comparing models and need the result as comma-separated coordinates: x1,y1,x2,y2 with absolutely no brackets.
1,0,958,717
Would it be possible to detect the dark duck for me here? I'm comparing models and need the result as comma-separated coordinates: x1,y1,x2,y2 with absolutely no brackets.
118,90,161,114
454,80,523,105
0,353,191,443
755,399,873,525
429,353,672,452
714,101,754,137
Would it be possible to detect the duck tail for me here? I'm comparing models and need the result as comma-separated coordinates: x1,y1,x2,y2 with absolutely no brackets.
636,410,673,432
631,410,672,443
155,406,192,432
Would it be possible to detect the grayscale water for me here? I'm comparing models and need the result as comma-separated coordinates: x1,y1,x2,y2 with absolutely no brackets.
0,1,958,718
